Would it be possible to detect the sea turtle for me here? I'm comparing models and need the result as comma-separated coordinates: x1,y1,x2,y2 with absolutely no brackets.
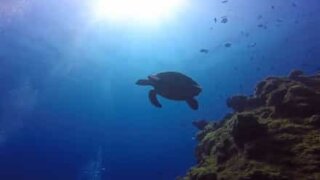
136,71,202,110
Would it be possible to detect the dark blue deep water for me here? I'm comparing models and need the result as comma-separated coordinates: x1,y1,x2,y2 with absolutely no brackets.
0,0,319,179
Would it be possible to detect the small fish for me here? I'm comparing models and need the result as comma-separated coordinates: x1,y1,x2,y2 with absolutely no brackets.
271,5,275,9
221,16,228,23
214,18,217,23
248,42,257,48
276,18,283,23
292,2,297,7
224,42,232,47
257,24,267,29
241,31,250,37
257,15,263,20
200,49,209,53
221,0,228,3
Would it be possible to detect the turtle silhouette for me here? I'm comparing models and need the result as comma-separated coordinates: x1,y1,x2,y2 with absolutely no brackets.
136,71,202,110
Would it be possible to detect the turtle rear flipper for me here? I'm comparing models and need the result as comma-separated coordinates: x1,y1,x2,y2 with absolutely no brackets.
186,98,198,110
149,90,162,108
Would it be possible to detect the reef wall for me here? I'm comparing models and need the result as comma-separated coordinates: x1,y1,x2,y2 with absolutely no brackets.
180,70,320,180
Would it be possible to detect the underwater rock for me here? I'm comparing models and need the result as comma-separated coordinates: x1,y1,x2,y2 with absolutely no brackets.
195,121,223,141
289,69,304,79
275,85,320,118
231,113,267,147
226,95,247,111
227,95,264,112
307,115,320,127
239,170,289,180
180,71,320,180
185,171,217,180
193,120,209,130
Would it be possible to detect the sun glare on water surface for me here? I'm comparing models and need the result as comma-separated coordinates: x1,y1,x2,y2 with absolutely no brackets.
91,0,186,24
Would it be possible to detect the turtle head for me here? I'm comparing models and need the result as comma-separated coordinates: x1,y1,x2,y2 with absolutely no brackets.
136,79,153,86
136,75,159,86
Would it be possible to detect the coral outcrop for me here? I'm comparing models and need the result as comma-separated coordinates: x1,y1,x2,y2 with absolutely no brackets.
180,70,320,180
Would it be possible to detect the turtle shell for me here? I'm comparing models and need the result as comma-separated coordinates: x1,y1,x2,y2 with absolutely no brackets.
149,72,201,100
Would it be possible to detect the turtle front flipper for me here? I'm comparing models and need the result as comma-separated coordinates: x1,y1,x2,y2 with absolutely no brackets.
186,98,199,110
149,90,162,108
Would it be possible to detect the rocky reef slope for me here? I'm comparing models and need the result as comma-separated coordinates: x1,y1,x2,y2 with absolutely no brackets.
180,70,320,180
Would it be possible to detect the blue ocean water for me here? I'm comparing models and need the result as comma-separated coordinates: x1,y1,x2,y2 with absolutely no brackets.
0,0,319,179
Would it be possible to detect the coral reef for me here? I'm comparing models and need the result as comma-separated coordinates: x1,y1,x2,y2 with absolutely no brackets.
180,70,320,180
